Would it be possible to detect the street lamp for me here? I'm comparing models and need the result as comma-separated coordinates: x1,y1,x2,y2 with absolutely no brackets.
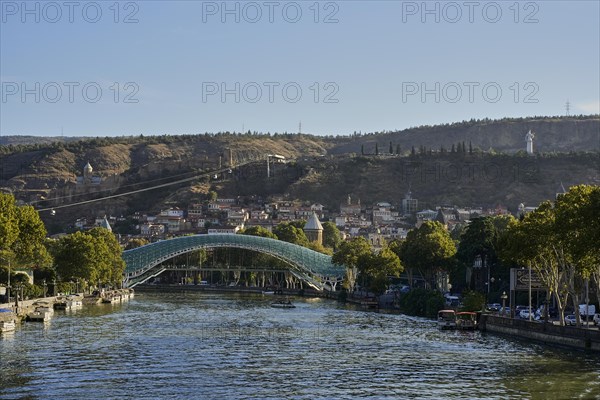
501,291,508,317
42,279,47,298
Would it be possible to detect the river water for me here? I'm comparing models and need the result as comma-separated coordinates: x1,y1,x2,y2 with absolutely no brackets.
1,291,600,399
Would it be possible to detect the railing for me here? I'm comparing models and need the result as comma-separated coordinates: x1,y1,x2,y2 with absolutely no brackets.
483,314,600,341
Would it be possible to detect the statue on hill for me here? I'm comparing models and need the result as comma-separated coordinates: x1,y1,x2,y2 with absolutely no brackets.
525,130,535,155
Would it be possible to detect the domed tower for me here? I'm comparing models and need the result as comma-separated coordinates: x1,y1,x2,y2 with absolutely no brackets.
304,212,323,245
83,162,93,184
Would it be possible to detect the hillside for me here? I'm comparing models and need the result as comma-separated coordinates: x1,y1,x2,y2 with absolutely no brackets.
0,116,598,228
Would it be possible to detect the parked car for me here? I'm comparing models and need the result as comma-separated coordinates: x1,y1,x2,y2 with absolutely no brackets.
498,306,512,315
593,314,600,326
515,305,528,315
565,314,577,326
519,308,535,319
487,303,501,312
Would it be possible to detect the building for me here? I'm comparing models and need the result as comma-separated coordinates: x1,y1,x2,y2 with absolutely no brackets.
76,162,102,185
401,190,418,215
304,212,323,245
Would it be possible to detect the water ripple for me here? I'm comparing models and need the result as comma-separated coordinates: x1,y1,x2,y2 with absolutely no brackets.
2,291,600,400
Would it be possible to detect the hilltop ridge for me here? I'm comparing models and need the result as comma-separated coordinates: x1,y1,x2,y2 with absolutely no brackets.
1,115,598,228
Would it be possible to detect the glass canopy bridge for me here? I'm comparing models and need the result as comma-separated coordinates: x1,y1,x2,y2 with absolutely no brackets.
122,234,346,291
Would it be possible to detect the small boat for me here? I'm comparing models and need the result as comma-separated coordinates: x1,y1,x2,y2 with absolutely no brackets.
262,291,275,295
102,295,120,304
438,309,457,330
271,299,295,309
456,312,478,330
31,301,54,316
55,295,81,310
0,309,17,333
0,320,16,333
27,305,53,322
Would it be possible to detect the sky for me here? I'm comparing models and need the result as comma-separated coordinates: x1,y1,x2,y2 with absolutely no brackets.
1,0,599,137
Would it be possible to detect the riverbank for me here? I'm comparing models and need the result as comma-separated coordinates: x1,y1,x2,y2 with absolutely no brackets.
0,289,134,323
480,314,600,353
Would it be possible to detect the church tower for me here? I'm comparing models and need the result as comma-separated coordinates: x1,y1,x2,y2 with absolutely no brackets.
83,162,93,184
304,212,323,245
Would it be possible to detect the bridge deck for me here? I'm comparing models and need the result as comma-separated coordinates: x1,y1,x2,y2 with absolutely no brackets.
122,234,345,289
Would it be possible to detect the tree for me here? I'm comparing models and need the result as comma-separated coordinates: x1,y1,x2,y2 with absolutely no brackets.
125,238,149,250
242,226,277,239
272,222,309,246
396,144,401,155
469,141,473,154
12,205,52,268
332,237,372,292
456,217,499,291
0,193,52,283
501,202,570,324
88,227,125,286
53,231,100,285
307,241,333,255
554,185,600,317
375,143,379,156
322,221,342,251
360,144,364,155
358,245,402,294
53,228,125,288
207,191,218,202
400,221,456,289
0,193,19,253
389,141,393,154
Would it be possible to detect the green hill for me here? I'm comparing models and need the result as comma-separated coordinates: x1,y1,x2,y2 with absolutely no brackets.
0,116,598,228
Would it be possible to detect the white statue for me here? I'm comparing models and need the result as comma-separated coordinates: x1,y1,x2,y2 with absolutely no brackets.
525,130,535,155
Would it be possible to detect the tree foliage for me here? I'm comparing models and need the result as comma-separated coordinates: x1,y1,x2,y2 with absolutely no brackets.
332,237,372,292
272,222,309,246
322,221,342,250
52,228,124,287
357,246,402,294
0,193,52,276
242,226,277,239
501,185,600,325
400,221,456,289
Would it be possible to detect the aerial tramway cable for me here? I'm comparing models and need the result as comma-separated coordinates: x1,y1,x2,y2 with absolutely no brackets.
36,159,257,212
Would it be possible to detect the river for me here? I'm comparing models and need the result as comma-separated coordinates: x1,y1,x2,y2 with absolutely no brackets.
1,290,600,399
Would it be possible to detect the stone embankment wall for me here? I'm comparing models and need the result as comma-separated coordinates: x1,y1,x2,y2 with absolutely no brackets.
481,315,600,352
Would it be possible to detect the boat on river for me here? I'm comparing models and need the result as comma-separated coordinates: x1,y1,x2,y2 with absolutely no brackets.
31,301,54,316
102,294,121,304
55,295,83,310
0,309,16,333
271,299,295,309
0,319,16,333
27,303,53,322
456,312,478,330
438,310,457,330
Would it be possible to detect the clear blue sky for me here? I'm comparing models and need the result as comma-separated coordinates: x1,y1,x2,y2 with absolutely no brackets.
1,0,598,137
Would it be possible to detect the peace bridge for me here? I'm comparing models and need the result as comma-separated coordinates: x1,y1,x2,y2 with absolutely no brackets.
122,234,346,291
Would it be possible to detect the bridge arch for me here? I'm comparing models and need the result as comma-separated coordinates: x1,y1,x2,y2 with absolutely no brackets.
123,234,345,290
